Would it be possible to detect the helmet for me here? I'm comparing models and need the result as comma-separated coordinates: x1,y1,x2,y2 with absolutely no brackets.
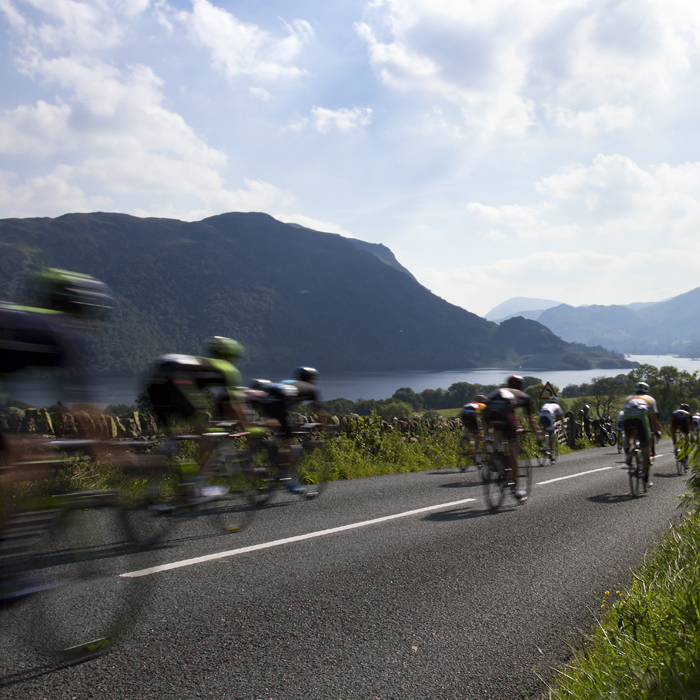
295,366,319,383
506,374,524,390
584,404,590,411
206,336,244,360
635,381,650,394
475,394,488,403
32,268,113,319
681,403,691,412
548,396,559,404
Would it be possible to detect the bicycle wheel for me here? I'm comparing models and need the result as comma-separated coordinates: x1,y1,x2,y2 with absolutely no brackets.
297,440,334,499
197,445,257,533
518,453,534,498
483,455,506,511
23,498,150,662
629,449,643,497
118,461,180,547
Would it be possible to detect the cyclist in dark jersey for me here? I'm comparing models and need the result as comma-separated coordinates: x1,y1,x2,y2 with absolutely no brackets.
0,269,112,478
146,336,253,431
0,268,112,404
246,367,328,494
482,375,542,502
460,395,487,465
671,403,692,458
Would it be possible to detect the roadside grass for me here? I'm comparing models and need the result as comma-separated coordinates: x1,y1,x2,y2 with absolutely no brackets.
544,433,700,700
544,508,700,700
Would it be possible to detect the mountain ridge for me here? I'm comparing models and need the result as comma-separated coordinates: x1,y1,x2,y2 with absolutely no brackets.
0,211,634,376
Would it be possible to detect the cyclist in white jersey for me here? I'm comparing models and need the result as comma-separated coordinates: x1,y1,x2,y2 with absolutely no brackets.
539,397,563,435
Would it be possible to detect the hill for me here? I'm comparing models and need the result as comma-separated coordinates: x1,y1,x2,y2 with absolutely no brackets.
536,288,700,355
483,296,562,322
0,212,634,377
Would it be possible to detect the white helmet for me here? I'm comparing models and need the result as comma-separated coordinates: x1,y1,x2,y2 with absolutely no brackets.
635,381,650,394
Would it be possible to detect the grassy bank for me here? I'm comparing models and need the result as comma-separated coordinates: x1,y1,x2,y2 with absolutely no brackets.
544,435,700,699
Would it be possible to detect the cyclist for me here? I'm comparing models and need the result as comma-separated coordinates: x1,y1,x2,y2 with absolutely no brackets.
578,405,592,440
460,395,487,465
0,268,112,403
538,396,563,455
670,403,692,459
616,410,625,451
622,381,662,487
146,336,257,500
693,412,700,434
482,375,542,502
246,367,329,494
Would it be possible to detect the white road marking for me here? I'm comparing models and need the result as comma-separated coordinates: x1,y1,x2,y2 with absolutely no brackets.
537,466,614,485
121,497,477,578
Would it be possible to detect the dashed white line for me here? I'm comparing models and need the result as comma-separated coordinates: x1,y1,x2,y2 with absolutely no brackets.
537,466,614,485
121,496,477,578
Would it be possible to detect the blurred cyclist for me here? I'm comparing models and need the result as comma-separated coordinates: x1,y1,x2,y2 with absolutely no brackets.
538,395,563,454
247,367,329,494
482,375,542,502
0,268,113,486
146,336,257,500
147,336,253,432
622,381,662,486
460,395,487,465
670,403,692,457
693,412,700,433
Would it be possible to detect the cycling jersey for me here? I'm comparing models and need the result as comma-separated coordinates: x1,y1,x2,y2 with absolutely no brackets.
146,354,244,426
461,402,485,431
248,379,322,438
538,402,563,433
622,393,658,448
616,410,624,432
671,409,692,434
483,388,533,439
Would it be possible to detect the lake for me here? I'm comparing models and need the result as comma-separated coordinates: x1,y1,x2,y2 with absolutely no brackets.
3,354,698,407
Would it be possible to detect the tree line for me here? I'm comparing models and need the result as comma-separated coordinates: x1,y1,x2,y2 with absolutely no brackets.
321,365,700,424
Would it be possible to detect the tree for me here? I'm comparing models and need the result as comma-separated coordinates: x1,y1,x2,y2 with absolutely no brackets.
590,376,627,418
391,387,424,410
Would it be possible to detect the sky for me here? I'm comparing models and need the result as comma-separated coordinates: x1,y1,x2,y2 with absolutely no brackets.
2,0,700,317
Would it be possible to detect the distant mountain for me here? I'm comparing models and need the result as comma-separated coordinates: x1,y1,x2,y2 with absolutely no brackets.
484,297,562,323
536,287,700,355
0,212,634,376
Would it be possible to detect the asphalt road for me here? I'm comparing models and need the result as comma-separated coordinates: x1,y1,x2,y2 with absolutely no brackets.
1,440,690,699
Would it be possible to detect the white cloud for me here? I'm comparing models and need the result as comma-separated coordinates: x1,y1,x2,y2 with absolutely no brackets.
544,104,640,135
179,0,312,82
416,245,700,317
356,0,700,138
249,86,272,101
311,106,373,133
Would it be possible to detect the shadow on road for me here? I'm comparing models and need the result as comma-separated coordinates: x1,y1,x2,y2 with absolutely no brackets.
588,492,640,504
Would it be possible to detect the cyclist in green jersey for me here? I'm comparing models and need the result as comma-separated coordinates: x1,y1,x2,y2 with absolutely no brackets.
622,381,662,486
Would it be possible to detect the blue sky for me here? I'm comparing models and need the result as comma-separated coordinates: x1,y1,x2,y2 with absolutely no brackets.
2,0,700,316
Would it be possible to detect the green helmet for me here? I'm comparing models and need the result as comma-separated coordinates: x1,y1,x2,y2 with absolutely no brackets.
32,268,113,319
206,336,244,360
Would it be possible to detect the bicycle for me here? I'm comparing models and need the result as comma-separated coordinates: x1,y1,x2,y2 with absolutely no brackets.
482,427,535,510
537,430,559,466
627,439,647,497
458,431,488,479
1,439,152,662
675,438,689,475
117,432,255,546
203,423,336,508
